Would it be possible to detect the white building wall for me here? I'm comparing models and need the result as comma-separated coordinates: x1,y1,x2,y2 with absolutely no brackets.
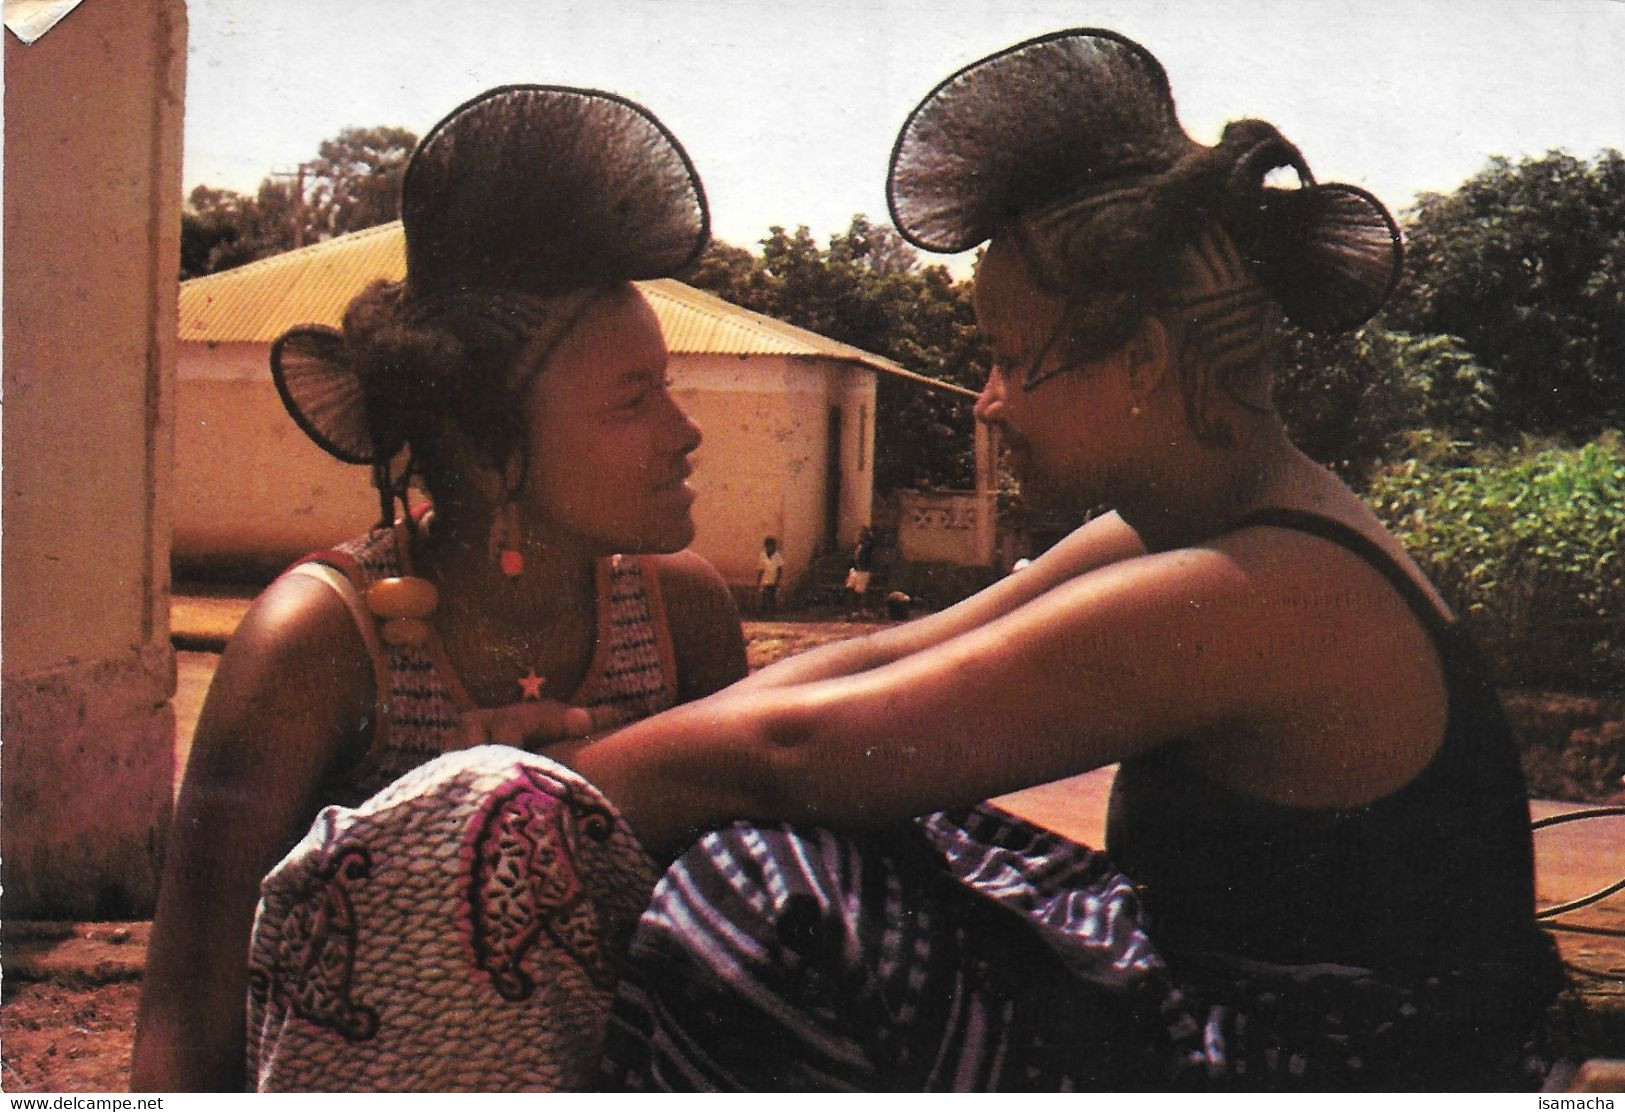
175,342,378,574
897,490,998,567
671,354,834,596
175,346,878,600
837,364,877,543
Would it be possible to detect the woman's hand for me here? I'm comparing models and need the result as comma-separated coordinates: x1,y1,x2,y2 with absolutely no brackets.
459,699,594,748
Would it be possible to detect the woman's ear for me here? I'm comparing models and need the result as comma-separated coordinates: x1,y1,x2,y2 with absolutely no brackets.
475,446,527,506
1122,317,1171,402
430,417,512,510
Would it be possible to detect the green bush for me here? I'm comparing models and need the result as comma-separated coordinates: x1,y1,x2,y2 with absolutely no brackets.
1365,435,1625,691
1277,327,1493,485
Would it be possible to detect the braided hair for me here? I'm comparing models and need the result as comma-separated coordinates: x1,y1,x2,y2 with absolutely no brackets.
268,86,709,529
340,281,599,528
1007,120,1306,442
889,29,1403,444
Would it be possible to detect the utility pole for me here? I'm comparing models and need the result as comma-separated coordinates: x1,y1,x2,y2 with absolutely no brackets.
269,161,314,249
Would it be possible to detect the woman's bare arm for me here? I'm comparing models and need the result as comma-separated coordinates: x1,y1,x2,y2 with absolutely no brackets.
130,575,373,1092
559,533,1404,856
730,511,1145,691
470,514,1144,750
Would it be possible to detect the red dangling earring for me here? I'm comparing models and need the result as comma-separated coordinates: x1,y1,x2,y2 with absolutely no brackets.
488,501,524,578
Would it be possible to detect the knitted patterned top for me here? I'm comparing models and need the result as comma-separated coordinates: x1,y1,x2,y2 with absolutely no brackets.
296,520,680,808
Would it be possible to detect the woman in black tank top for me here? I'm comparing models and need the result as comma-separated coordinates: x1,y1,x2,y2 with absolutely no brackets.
461,30,1559,1091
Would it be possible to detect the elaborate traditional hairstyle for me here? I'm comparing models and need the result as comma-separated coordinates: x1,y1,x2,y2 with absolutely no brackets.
887,29,1402,434
270,86,709,524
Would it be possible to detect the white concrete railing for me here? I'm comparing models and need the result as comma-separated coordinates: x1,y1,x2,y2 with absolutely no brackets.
897,490,998,568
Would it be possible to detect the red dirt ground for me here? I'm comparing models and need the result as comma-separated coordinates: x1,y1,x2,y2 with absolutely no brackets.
4,617,1621,1092
0,619,885,1093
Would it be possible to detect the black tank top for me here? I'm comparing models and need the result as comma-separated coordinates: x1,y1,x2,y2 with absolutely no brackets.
1105,508,1546,981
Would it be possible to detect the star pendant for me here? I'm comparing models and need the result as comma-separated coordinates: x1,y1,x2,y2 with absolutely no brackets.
517,668,546,701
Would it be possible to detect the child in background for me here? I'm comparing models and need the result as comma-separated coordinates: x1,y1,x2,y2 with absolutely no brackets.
756,536,784,613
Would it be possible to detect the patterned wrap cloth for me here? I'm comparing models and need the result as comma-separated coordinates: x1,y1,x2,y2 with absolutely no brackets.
599,807,1556,1092
247,746,657,1092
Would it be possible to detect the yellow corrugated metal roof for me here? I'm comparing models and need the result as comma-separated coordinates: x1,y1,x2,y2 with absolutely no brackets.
178,222,407,345
178,222,975,397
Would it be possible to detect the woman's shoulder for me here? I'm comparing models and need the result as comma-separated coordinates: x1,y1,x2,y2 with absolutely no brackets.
206,568,378,734
1212,501,1454,625
176,566,380,821
1156,505,1445,675
642,550,748,699
1163,508,1455,807
643,548,732,601
1022,509,1442,715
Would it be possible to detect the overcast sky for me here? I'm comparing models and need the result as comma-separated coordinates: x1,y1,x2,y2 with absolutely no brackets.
184,0,1624,270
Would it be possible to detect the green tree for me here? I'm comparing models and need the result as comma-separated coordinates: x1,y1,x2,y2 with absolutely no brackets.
829,214,919,277
180,185,263,279
685,240,762,305
303,125,418,240
1367,436,1625,691
180,125,417,277
866,262,987,491
684,216,987,492
1275,326,1492,484
1386,150,1625,440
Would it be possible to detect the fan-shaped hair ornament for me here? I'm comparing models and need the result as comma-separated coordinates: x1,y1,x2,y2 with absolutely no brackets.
887,28,1403,334
888,29,1194,255
269,85,709,466
402,85,710,302
1233,183,1403,332
271,326,378,465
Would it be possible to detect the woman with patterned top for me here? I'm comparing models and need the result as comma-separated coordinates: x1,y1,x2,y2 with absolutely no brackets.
130,86,746,1092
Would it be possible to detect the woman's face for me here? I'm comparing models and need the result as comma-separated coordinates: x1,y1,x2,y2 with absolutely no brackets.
519,285,703,555
971,239,1143,512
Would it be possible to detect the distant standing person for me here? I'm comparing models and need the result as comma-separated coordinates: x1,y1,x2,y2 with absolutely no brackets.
756,536,784,613
845,524,875,611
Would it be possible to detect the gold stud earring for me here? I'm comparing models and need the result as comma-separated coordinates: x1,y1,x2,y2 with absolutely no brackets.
1129,404,1142,419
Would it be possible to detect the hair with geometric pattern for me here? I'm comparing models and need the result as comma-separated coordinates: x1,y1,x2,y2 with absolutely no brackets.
888,29,1402,442
270,85,709,527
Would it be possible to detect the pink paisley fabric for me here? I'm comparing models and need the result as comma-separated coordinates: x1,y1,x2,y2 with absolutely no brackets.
246,746,656,1092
